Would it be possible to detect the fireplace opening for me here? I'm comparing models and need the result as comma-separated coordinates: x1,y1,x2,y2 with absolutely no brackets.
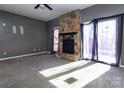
63,39,74,54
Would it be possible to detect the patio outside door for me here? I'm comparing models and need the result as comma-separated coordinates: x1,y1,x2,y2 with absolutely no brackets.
97,19,117,64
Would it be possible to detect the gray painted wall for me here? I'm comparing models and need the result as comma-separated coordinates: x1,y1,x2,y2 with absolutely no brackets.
81,4,124,22
47,18,59,52
0,10,47,58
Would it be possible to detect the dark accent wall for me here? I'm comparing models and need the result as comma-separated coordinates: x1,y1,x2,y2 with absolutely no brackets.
47,18,59,52
0,10,47,58
80,4,124,65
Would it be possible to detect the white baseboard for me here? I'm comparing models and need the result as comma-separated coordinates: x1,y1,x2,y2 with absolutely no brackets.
119,59,124,67
0,51,51,61
119,65,124,68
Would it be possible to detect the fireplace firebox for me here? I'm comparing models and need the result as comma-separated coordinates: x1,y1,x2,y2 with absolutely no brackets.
63,39,74,54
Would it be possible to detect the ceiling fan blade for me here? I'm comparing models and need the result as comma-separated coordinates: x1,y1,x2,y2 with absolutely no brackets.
43,4,53,10
34,4,40,9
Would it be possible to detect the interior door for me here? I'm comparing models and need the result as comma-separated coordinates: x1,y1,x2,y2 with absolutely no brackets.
53,28,59,52
97,19,117,64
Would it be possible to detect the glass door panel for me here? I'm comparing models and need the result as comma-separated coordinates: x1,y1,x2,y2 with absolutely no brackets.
97,19,117,64
83,23,94,59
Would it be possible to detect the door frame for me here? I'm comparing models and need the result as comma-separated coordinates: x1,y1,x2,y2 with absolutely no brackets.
52,27,59,54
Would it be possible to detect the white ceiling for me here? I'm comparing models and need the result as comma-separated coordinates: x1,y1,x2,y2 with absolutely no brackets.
0,4,95,21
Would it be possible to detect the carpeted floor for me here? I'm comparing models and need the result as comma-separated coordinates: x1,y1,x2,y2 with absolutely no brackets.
0,54,124,88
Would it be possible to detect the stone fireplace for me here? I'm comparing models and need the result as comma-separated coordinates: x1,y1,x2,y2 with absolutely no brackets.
58,10,81,61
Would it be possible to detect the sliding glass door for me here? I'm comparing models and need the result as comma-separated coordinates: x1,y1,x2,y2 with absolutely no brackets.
97,19,117,64
81,16,122,66
83,23,94,59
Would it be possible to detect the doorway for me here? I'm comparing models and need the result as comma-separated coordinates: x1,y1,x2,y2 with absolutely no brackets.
97,19,117,64
83,22,94,59
53,28,59,53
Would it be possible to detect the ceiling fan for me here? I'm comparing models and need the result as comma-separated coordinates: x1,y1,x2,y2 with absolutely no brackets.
34,4,53,11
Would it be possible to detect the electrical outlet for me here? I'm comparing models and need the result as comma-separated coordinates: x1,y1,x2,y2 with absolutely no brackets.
43,48,45,50
39,48,41,51
12,25,16,34
33,48,36,52
3,51,6,55
2,23,6,26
